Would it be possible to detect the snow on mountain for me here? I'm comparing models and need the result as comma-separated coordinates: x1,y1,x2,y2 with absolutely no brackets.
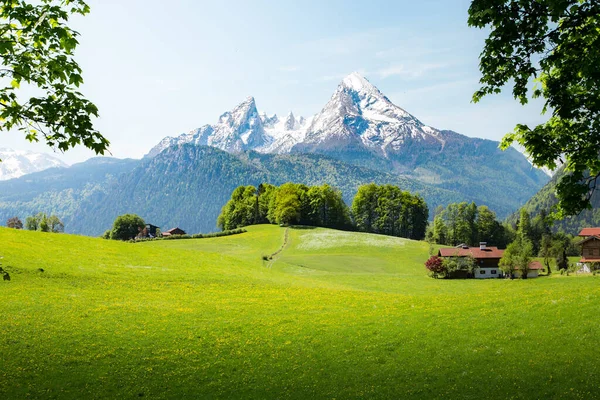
146,72,449,159
295,72,445,156
0,148,67,181
146,99,310,157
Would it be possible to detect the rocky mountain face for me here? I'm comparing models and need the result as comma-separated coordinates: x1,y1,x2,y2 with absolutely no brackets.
294,72,444,158
146,97,312,158
0,148,67,181
146,73,445,160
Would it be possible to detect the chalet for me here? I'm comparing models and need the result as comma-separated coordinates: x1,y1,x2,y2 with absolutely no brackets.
162,227,186,237
577,228,600,267
438,242,504,279
146,224,160,238
136,223,160,239
437,242,542,279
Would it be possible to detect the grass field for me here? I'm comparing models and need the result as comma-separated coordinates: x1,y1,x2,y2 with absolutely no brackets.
1,225,599,399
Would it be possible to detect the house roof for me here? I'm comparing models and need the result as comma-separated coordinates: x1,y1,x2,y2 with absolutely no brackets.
164,227,185,234
524,261,543,270
578,235,600,245
578,228,600,237
580,258,600,263
438,246,504,259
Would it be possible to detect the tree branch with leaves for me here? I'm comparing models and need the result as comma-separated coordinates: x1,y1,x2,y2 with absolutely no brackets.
469,0,600,217
0,0,108,155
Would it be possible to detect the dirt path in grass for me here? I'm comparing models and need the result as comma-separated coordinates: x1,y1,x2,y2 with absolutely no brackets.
266,227,290,268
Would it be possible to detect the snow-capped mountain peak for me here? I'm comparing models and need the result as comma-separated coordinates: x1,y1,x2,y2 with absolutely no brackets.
296,72,441,154
146,72,442,159
283,111,299,131
0,148,67,180
341,71,378,94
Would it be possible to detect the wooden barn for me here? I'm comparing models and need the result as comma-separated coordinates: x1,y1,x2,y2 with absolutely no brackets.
146,224,160,237
578,228,600,265
162,227,186,237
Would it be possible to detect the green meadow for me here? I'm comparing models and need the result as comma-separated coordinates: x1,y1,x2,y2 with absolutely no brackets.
1,225,599,399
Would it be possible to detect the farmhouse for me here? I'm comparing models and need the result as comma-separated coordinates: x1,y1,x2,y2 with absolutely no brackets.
146,224,160,237
438,242,504,279
162,227,186,237
437,242,542,279
577,228,600,266
137,223,160,239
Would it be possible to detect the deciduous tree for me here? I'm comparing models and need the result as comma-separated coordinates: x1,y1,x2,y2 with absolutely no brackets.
110,214,145,241
0,0,108,155
6,216,22,229
469,0,600,217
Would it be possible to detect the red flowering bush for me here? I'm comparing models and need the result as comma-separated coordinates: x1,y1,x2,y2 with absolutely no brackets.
425,256,446,278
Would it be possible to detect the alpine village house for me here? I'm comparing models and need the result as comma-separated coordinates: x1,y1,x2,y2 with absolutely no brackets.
578,228,600,271
137,224,187,239
438,242,543,279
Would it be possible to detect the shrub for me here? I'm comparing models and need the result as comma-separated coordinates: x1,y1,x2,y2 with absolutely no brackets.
425,256,446,278
6,217,23,229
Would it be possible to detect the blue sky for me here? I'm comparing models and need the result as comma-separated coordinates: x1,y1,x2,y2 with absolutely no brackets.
4,0,547,164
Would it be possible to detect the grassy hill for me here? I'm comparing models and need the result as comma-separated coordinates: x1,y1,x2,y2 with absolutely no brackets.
1,226,599,399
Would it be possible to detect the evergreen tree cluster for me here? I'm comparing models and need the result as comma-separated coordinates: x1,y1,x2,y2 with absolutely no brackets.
428,202,512,247
218,183,429,240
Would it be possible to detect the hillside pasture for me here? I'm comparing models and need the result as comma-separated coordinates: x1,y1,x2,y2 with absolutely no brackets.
0,225,598,399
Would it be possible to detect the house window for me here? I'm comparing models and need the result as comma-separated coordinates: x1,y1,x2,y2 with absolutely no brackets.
491,270,497,274
480,270,486,275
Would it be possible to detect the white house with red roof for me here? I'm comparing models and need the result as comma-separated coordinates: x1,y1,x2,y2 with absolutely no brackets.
438,242,543,279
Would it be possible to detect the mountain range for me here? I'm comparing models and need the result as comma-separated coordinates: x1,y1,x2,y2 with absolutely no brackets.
0,73,551,235
146,72,549,211
0,148,464,235
0,148,67,181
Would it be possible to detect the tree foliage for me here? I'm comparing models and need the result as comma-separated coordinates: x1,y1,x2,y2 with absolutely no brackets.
431,202,512,247
469,0,600,217
218,183,352,231
352,183,428,240
6,216,22,229
0,0,108,154
500,221,535,279
24,211,63,232
110,214,144,241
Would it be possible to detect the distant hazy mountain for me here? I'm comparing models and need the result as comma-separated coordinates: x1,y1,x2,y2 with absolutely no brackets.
0,157,140,230
146,72,549,215
0,148,67,180
0,146,464,236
